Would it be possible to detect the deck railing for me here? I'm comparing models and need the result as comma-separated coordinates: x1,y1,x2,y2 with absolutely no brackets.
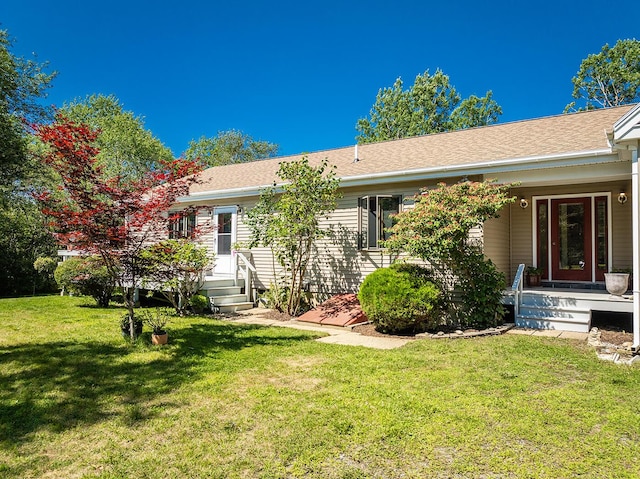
511,263,525,317
235,251,257,302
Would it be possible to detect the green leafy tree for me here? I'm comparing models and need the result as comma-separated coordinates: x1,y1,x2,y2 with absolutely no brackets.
565,39,640,112
184,130,279,167
384,180,516,327
0,200,58,296
0,29,56,199
60,94,174,181
141,239,212,315
356,69,502,143
0,30,57,296
246,157,341,316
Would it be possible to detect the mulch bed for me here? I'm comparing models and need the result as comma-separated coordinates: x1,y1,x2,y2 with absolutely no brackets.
599,328,633,346
255,309,633,347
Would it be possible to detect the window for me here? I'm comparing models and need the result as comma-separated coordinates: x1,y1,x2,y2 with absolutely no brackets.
216,212,232,255
358,195,402,250
169,213,196,239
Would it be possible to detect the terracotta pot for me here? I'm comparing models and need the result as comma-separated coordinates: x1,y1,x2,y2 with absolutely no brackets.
152,332,168,345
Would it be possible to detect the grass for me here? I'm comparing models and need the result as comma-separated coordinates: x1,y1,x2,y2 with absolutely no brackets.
1,296,639,478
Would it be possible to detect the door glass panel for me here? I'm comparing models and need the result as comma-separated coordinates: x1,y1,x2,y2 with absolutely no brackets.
558,203,585,271
537,201,548,277
217,213,232,255
596,198,607,272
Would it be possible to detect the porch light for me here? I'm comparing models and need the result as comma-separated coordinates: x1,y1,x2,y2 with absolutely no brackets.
618,192,628,204
519,197,529,209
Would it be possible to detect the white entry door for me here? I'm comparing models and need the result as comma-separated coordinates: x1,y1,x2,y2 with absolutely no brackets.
213,206,237,275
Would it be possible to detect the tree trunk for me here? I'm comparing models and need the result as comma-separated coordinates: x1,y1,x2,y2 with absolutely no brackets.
124,286,137,340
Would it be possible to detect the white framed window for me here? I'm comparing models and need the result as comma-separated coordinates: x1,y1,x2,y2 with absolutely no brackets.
358,195,402,250
169,212,196,239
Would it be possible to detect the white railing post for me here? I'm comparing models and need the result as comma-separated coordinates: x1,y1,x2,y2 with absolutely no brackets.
511,263,526,318
235,252,257,303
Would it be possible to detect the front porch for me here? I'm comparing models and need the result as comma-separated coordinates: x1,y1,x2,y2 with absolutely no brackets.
504,268,633,334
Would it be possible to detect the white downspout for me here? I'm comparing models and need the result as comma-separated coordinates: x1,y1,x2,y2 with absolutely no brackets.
632,145,639,350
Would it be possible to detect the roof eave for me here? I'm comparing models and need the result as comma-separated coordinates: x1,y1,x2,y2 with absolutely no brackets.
177,148,619,202
339,148,619,187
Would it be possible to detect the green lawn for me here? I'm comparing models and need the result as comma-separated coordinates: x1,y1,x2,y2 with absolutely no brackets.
1,296,639,478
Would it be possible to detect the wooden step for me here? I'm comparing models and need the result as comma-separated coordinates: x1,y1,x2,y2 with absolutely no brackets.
210,301,254,313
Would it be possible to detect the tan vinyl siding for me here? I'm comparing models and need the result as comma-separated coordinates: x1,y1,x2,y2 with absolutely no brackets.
610,185,633,270
306,181,427,295
483,207,511,278
204,178,469,295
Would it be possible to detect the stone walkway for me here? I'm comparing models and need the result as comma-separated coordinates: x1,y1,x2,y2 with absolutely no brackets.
227,308,592,350
228,309,411,349
506,328,588,340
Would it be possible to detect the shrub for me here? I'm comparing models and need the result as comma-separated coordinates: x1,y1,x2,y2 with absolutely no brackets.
455,253,506,328
33,256,59,293
260,282,310,316
138,308,171,335
189,294,209,314
54,256,115,307
141,239,211,315
358,264,442,334
383,180,516,330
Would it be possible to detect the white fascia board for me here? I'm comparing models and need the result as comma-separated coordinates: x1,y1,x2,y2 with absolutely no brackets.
177,148,619,202
176,185,270,203
490,160,631,187
617,128,640,142
339,149,619,188
613,103,640,137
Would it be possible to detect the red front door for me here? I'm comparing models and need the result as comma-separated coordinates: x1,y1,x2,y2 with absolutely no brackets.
550,198,592,281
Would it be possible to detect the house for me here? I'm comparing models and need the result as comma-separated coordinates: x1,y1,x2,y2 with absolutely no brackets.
177,103,640,349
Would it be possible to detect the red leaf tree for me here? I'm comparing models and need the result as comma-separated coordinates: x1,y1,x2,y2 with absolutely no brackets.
34,116,202,338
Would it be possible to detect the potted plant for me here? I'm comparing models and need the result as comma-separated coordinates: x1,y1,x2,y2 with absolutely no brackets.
140,308,170,345
120,314,143,339
525,266,544,287
605,269,631,296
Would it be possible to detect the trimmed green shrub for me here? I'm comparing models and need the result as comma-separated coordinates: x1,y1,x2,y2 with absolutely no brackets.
33,256,59,293
54,256,115,307
455,252,506,328
140,239,211,315
189,294,209,314
358,263,442,334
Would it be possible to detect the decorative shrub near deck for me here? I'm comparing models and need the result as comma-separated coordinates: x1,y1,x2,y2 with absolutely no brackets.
358,263,442,334
54,256,115,307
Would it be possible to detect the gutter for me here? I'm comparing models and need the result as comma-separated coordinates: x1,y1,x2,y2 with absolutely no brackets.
177,148,618,202
338,148,617,188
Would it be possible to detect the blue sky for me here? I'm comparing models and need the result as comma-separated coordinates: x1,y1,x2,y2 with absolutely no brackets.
2,0,638,157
